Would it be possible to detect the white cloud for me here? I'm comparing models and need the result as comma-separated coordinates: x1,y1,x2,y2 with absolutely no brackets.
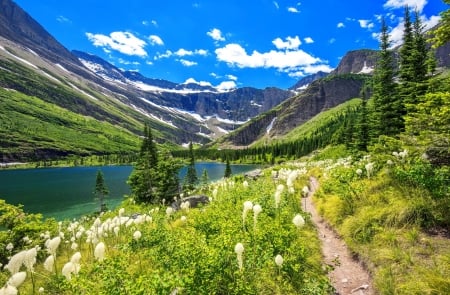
286,64,333,78
287,7,300,13
304,37,314,44
174,48,208,57
329,38,336,44
215,42,325,72
207,28,225,41
149,35,164,46
152,20,158,27
358,19,375,29
383,0,427,12
156,50,173,59
142,20,149,26
226,74,238,81
273,1,279,9
184,78,212,87
423,15,441,30
216,81,237,91
86,31,147,57
337,22,345,28
272,36,301,50
179,59,197,67
56,15,71,23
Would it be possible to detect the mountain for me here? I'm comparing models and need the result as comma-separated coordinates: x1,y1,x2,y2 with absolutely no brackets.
0,0,292,161
289,71,329,92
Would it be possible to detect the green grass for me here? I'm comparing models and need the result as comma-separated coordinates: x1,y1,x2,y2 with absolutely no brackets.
0,88,140,160
0,166,333,294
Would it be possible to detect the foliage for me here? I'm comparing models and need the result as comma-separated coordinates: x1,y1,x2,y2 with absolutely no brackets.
94,170,109,212
431,0,450,47
183,142,198,192
0,165,333,294
128,125,181,203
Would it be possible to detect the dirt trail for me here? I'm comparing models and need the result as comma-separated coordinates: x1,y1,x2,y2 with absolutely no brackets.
305,177,373,295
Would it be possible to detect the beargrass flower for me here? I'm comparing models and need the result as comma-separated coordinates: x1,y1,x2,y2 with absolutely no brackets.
24,248,37,272
5,250,26,274
365,163,374,179
43,255,54,273
94,242,106,261
356,169,363,176
39,287,44,293
234,243,244,271
6,243,13,251
275,254,284,267
253,204,262,229
293,214,305,229
7,271,26,288
302,186,309,197
133,230,142,241
46,236,61,256
242,201,253,226
180,216,187,223
166,207,174,217
61,262,75,280
243,180,249,188
0,285,18,295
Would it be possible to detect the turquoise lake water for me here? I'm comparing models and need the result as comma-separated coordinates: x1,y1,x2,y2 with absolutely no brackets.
0,163,260,220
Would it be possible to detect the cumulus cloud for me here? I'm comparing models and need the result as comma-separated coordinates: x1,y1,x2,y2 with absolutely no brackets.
174,48,208,56
216,81,237,91
86,31,147,57
337,22,345,28
179,59,198,67
383,0,427,12
149,35,164,46
184,78,212,87
272,36,301,50
304,37,314,44
214,42,328,75
358,19,375,30
207,28,225,41
226,74,238,81
287,7,300,13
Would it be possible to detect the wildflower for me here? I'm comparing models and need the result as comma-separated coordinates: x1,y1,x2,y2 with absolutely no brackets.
43,255,54,272
302,185,309,197
7,271,27,288
133,230,142,241
275,254,284,267
5,250,26,274
71,242,78,251
94,242,106,261
365,163,374,179
46,236,61,256
6,243,13,251
386,160,393,166
39,287,45,293
180,216,187,223
113,226,120,236
0,285,18,295
292,214,305,229
70,252,81,264
166,207,174,217
61,262,75,280
242,201,253,225
252,204,262,228
118,208,125,217
356,169,363,176
274,191,281,208
24,248,37,272
234,243,244,271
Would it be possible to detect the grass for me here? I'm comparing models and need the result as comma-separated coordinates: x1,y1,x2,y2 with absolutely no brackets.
311,150,450,294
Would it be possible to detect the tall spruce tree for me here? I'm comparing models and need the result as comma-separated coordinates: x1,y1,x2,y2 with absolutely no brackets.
183,141,198,192
355,87,370,151
371,17,403,138
94,170,109,212
224,158,232,178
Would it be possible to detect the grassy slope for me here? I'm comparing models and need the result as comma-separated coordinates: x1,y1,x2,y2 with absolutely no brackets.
0,88,140,159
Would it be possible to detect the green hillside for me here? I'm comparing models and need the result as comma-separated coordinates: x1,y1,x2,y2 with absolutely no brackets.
0,87,140,161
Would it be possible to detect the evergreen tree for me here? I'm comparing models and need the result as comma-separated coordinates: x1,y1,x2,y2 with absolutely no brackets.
399,6,415,83
183,142,198,192
355,88,370,151
200,169,209,187
224,158,232,178
371,17,403,138
94,170,109,212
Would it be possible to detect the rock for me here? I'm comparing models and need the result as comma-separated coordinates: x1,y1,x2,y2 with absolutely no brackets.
171,195,210,210
244,169,262,180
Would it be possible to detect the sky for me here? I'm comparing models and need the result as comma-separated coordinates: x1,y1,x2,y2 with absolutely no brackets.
14,0,449,90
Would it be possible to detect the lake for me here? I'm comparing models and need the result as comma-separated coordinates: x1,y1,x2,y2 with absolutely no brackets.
0,162,260,220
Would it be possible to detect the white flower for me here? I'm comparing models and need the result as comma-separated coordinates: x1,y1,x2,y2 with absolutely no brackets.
180,216,187,223
356,169,363,176
166,207,174,217
274,190,281,208
113,226,120,236
242,201,253,225
94,242,106,261
275,254,284,267
234,243,244,271
71,242,78,251
387,160,393,165
24,248,37,271
292,214,305,229
0,285,18,295
243,180,249,188
133,230,142,241
5,250,26,274
43,255,54,272
365,163,374,179
118,208,125,216
61,262,75,280
6,243,14,251
46,236,61,256
70,252,81,264
7,271,27,287
302,185,309,197
39,287,45,293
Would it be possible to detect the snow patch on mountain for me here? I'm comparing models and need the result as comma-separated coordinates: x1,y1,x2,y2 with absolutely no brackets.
266,117,277,134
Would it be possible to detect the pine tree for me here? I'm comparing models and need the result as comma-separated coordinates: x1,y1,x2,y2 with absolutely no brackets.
94,170,109,212
200,169,209,187
355,88,370,151
224,158,232,178
371,17,403,138
183,142,198,192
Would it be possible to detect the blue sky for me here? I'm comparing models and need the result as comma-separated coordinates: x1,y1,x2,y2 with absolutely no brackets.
14,0,448,90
